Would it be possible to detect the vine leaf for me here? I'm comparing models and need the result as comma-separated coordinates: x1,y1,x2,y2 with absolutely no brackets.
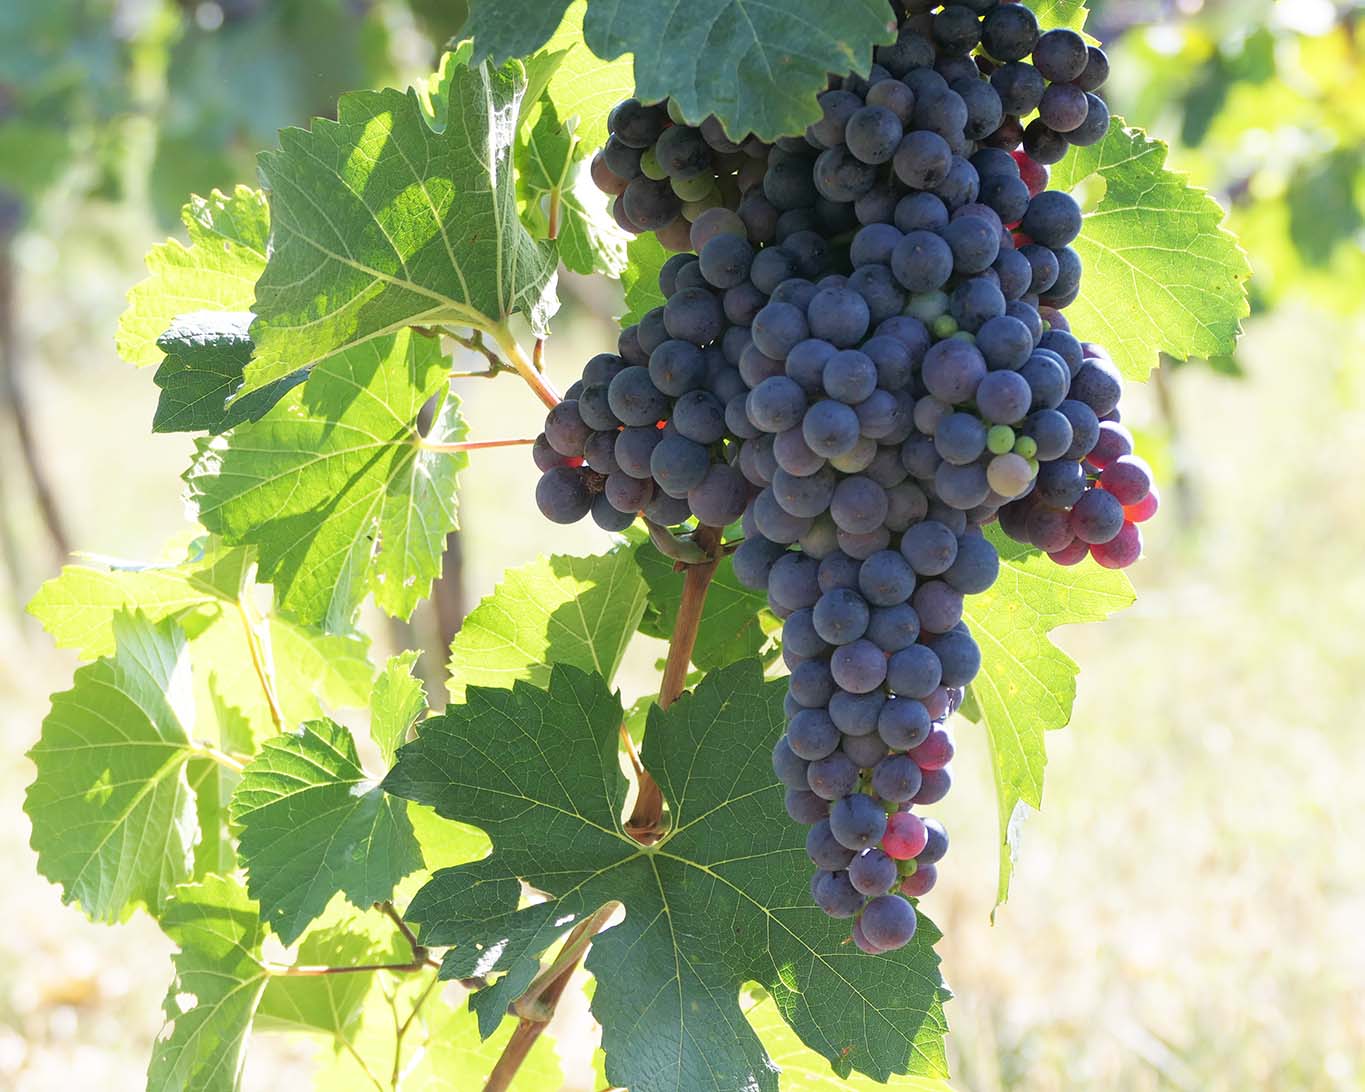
1030,0,1090,33
518,96,628,276
463,0,896,142
307,975,562,1091
25,613,200,922
152,313,303,434
254,924,389,1039
634,546,774,671
745,993,957,1091
245,51,558,398
148,875,269,1092
515,1,632,276
447,546,648,702
27,542,373,737
620,232,668,326
536,0,635,151
959,528,1135,912
231,718,423,945
186,329,467,629
371,651,428,765
118,186,268,369
1052,119,1252,380
384,661,950,1092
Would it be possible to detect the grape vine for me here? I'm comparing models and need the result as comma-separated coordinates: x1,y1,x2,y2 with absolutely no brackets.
17,1,1248,1090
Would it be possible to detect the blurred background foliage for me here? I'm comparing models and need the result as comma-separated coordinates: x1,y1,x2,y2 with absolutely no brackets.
0,1,1362,1089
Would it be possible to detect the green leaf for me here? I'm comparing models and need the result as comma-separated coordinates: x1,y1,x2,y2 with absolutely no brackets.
1030,0,1090,33
28,543,373,741
959,528,1135,912
118,186,269,369
537,0,635,151
405,996,565,1089
464,0,896,142
255,924,387,1039
385,662,950,1092
28,544,252,660
745,994,956,1091
371,652,427,766
152,313,304,434
246,51,557,397
25,613,199,921
308,975,560,1091
635,547,774,671
1050,119,1252,380
231,719,423,945
148,875,269,1092
187,330,467,629
447,547,649,702
518,96,628,276
619,232,668,327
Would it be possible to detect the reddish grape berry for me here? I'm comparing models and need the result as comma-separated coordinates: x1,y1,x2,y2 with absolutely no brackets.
1125,486,1160,523
1099,455,1152,506
882,810,929,860
901,863,939,897
1090,521,1142,569
1048,538,1090,566
1011,150,1049,196
1087,421,1133,470
909,726,954,770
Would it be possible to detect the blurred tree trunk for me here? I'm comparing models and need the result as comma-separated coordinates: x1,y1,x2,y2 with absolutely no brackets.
0,192,71,580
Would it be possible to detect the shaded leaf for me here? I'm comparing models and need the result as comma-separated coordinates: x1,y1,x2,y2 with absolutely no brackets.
463,0,895,142
152,312,304,434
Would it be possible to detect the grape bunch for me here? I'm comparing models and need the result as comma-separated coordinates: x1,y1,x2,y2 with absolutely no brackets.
530,0,1152,954
531,253,753,532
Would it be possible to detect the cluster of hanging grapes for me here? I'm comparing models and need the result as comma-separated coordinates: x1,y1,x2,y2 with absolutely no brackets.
531,1,1156,954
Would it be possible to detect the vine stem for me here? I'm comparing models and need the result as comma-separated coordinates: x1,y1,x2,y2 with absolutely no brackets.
489,325,561,410
418,436,538,453
483,527,724,1091
626,523,723,842
481,907,614,1092
236,597,285,733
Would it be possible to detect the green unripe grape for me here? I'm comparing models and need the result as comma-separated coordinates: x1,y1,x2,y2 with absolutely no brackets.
639,145,668,180
1013,435,1038,459
682,190,722,219
987,425,1016,455
672,173,717,202
667,98,688,125
1026,456,1040,475
905,290,949,322
931,315,958,339
1040,319,1052,334
950,330,975,345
